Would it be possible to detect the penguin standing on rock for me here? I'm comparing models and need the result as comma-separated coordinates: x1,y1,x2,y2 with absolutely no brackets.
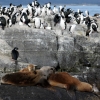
20,13,31,27
69,24,76,34
7,18,12,27
53,14,61,26
0,16,6,30
11,47,19,65
60,15,66,30
33,17,41,28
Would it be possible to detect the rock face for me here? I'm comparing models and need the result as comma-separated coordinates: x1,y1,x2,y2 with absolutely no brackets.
0,27,58,68
0,23,100,70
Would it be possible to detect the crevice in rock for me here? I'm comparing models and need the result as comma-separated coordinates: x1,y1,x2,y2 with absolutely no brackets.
55,34,61,71
56,35,59,51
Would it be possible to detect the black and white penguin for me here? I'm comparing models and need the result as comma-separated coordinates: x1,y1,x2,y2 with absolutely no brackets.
91,22,98,32
69,24,76,34
60,15,66,30
64,8,73,23
40,5,47,17
7,18,12,27
34,5,41,16
17,4,22,8
33,17,41,28
85,10,89,17
40,23,45,29
21,8,29,16
45,23,52,30
77,9,83,14
11,47,19,61
53,14,61,26
46,2,51,8
1,7,7,15
76,17,81,24
53,5,59,14
20,13,31,27
27,3,33,16
46,7,54,16
0,16,6,30
32,0,40,7
12,12,19,24
86,29,93,37
59,6,63,12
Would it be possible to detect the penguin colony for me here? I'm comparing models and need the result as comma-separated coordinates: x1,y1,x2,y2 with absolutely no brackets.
0,0,99,36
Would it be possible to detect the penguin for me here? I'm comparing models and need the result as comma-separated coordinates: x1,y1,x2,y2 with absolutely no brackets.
40,23,45,29
77,9,83,14
79,13,84,24
91,22,98,32
60,16,66,30
60,7,65,17
33,17,41,28
47,7,53,16
11,47,19,64
7,18,12,27
69,24,76,34
85,10,89,17
20,13,26,23
46,2,51,8
17,4,22,8
85,17,91,29
86,29,93,37
12,12,19,24
21,8,29,16
45,23,52,30
32,0,40,7
74,12,79,19
0,16,6,30
1,7,8,15
27,3,33,16
34,5,41,16
53,5,59,14
59,6,63,12
40,6,47,17
76,17,81,24
20,13,31,27
64,8,73,23
53,14,60,26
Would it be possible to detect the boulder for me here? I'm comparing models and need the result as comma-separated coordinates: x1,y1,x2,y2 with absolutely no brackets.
0,23,100,70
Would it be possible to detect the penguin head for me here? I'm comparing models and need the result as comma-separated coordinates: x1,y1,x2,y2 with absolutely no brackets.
10,3,13,7
14,47,18,50
49,2,51,4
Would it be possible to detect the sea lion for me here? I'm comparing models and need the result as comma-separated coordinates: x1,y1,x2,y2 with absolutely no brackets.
48,72,93,92
1,66,55,87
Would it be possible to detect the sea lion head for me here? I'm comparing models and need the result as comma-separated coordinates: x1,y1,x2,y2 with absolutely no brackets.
40,66,55,79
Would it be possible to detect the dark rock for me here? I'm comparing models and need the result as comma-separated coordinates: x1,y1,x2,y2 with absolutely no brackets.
0,85,99,100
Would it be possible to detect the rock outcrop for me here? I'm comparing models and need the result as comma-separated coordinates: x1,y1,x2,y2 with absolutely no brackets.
0,20,100,70
0,85,100,100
